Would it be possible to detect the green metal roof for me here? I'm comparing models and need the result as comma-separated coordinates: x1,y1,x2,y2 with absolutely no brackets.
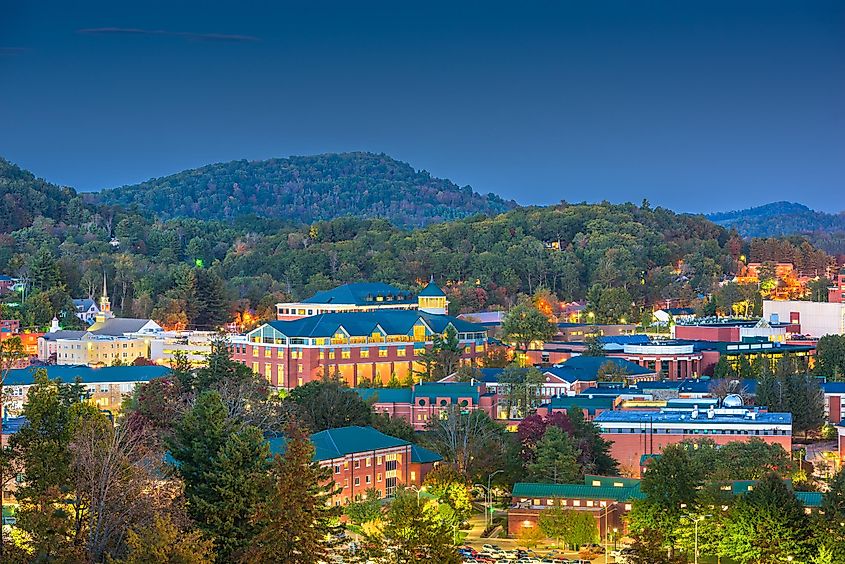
5,365,171,386
795,491,822,508
355,388,414,403
511,482,644,502
584,475,640,489
410,444,443,464
265,310,484,339
546,395,615,414
302,282,415,305
268,426,411,462
418,278,446,297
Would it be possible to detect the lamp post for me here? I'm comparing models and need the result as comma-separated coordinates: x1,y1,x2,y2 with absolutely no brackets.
603,504,617,564
474,483,491,528
487,470,504,529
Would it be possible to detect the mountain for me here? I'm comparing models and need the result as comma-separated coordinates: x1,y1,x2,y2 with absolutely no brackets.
0,157,78,232
94,152,517,228
707,201,845,237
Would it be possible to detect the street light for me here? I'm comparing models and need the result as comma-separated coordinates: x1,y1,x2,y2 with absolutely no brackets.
487,470,504,529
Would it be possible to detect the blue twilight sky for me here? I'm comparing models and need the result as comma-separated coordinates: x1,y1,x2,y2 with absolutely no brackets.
1,0,843,213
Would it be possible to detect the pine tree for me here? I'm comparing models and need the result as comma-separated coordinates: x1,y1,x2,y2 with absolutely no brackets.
193,269,230,329
244,423,339,563
28,247,62,292
527,426,580,483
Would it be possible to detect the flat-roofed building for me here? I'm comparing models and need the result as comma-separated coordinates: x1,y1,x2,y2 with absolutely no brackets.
276,281,432,321
764,300,845,337
595,406,792,477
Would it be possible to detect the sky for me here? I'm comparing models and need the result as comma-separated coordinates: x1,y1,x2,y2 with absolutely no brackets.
1,0,843,213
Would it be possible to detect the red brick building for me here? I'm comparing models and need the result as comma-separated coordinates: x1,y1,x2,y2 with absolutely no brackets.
268,426,441,506
356,383,498,430
232,310,487,389
595,405,793,477
830,268,845,304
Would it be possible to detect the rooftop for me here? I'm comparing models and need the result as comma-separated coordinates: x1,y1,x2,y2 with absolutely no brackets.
5,365,171,386
301,282,415,306
546,356,654,383
265,309,484,339
545,395,616,414
594,408,792,426
267,426,413,462
418,278,446,298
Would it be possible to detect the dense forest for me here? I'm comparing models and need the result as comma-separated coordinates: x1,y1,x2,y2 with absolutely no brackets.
0,157,835,331
709,201,845,256
0,158,79,232
93,152,516,228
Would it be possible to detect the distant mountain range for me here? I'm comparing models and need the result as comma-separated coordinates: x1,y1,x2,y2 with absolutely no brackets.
707,201,845,255
92,152,516,228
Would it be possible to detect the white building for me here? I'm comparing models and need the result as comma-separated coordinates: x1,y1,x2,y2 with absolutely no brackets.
763,300,845,337
39,317,163,365
149,330,218,366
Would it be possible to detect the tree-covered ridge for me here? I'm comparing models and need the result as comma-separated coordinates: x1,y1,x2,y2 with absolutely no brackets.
707,201,845,255
0,157,80,232
94,152,517,228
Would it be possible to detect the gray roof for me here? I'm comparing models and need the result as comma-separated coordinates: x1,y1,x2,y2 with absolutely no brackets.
73,298,98,312
43,330,87,341
88,318,156,336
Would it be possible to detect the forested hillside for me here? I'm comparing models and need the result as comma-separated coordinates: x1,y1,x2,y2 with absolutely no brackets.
94,152,516,228
0,158,80,232
0,157,834,331
708,202,845,256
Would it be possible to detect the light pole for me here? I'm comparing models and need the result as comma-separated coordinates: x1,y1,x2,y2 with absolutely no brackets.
474,483,491,528
487,470,504,529
603,505,617,564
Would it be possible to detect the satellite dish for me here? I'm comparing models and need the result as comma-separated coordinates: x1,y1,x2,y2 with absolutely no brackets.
723,394,743,408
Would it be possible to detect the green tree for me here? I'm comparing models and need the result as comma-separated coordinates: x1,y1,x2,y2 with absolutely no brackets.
193,269,230,329
244,423,339,563
538,503,569,548
364,488,460,564
168,391,270,562
285,379,372,432
582,334,606,357
10,370,102,561
116,514,216,564
502,297,556,354
720,473,813,563
527,426,580,483
344,488,383,525
422,464,473,522
28,247,63,291
815,335,845,381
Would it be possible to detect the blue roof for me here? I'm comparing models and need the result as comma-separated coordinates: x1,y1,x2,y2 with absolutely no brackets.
268,426,411,462
599,335,651,345
823,382,845,394
410,444,443,464
355,388,414,403
5,365,170,386
265,310,484,339
594,409,792,426
578,387,627,397
418,278,446,297
302,282,415,305
477,368,505,383
636,380,682,390
546,356,653,383
1,416,27,435
355,382,487,404
677,378,757,394
546,395,616,414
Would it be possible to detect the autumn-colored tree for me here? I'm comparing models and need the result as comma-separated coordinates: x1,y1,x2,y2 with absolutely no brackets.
117,514,215,564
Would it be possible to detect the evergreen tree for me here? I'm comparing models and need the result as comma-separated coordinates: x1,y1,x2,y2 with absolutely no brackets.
28,247,62,292
10,370,102,561
527,426,580,483
117,515,215,564
168,391,270,562
720,473,813,563
193,269,230,329
244,423,339,563
285,379,372,432
194,337,253,390
736,355,753,379
712,356,734,379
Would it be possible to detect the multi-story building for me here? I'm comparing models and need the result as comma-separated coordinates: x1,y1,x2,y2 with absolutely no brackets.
275,279,446,321
608,341,704,380
594,402,793,477
3,365,169,416
764,300,845,337
673,318,792,343
39,317,163,366
267,426,441,505
830,268,845,304
232,309,486,389
149,330,217,366
355,382,498,430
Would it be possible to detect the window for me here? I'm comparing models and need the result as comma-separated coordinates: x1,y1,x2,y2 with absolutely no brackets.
354,477,360,486
366,475,371,484
252,347,258,357
264,348,272,358
334,465,341,474
354,460,360,469
410,471,416,482
379,348,388,358
342,349,351,359
377,456,383,465
360,348,370,358
344,479,349,489
366,457,372,467
377,473,382,482
397,347,406,357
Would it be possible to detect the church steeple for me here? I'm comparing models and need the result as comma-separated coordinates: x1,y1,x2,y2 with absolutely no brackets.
98,271,111,316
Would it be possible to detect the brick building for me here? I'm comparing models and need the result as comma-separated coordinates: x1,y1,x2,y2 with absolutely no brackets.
594,405,792,477
268,426,441,506
232,310,487,389
830,268,845,304
355,382,497,430
608,341,703,380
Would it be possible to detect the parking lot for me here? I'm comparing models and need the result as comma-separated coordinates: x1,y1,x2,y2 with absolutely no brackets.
459,543,629,563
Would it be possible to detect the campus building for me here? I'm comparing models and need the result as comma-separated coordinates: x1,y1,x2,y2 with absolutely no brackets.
830,268,845,304
508,476,821,539
355,382,497,430
148,330,218,367
232,309,487,389
267,426,441,506
608,341,704,380
2,365,169,416
763,300,845,337
40,318,163,366
275,279,447,321
594,403,793,477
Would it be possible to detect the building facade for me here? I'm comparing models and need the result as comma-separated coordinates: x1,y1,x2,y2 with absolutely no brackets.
232,310,486,389
608,342,703,380
595,405,793,477
267,426,441,506
763,300,845,337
